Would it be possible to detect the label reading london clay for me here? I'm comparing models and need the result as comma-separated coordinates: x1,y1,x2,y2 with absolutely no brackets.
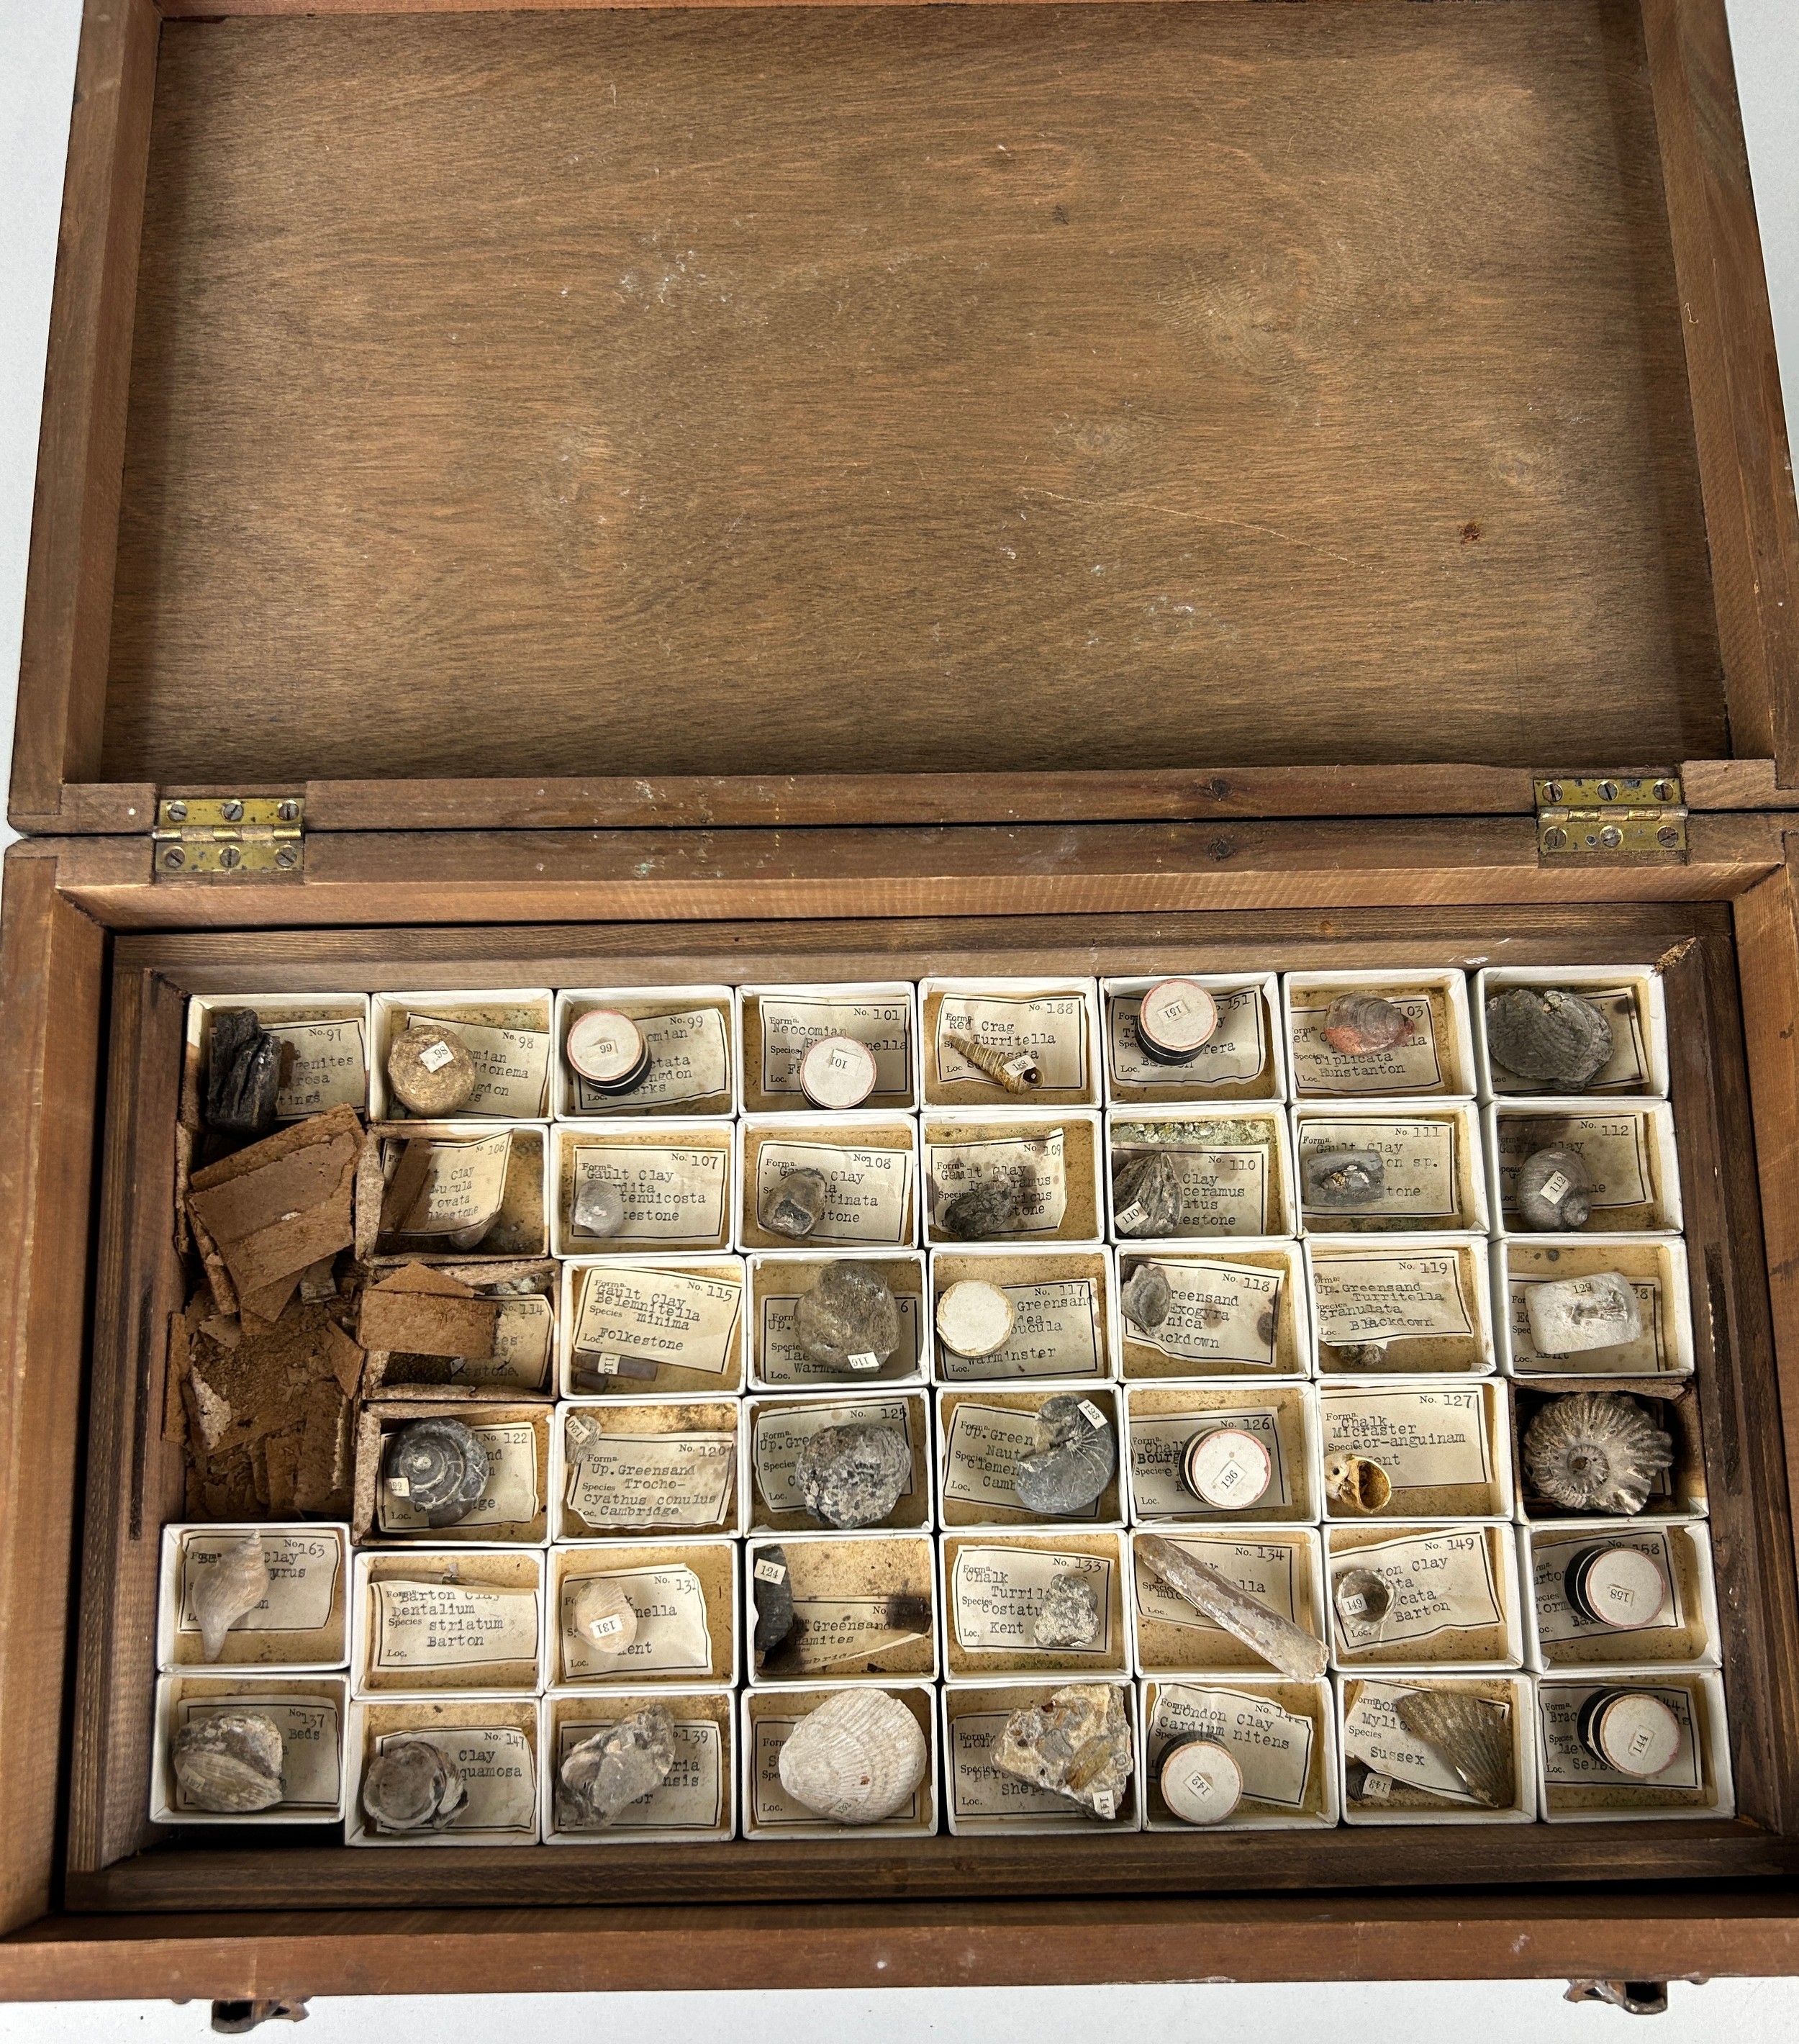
370,1579,540,1671
571,1147,728,1244
563,1425,736,1530
1321,1388,1493,1492
408,1013,550,1118
1299,1118,1458,1220
573,1266,741,1377
1127,1260,1281,1366
262,1017,368,1120
760,998,912,1097
951,1546,1114,1652
574,1008,730,1112
754,1142,915,1245
1130,1410,1287,1519
179,1531,341,1637
1150,1684,1313,1810
377,1423,540,1532
936,995,1087,1092
1313,1253,1474,1347
1110,986,1267,1089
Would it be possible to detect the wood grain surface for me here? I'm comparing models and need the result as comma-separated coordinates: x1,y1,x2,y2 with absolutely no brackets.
101,1,1727,787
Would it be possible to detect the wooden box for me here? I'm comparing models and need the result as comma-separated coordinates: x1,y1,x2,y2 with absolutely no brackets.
6,0,1799,2007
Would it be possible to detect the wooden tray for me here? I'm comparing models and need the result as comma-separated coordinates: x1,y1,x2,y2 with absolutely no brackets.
5,0,1799,2007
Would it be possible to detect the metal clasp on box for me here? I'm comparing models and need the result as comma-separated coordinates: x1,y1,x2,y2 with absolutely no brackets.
1535,774,1686,864
153,796,305,878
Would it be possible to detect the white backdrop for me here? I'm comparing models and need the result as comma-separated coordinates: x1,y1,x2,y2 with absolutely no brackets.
1,0,1795,2033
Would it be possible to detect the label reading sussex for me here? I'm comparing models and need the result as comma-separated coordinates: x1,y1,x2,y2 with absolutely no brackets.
1531,1529,1682,1643
1290,995,1445,1095
572,1265,741,1376
574,1007,730,1112
389,1130,513,1236
1134,1537,1301,1633
560,1565,712,1679
950,1545,1114,1652
928,1130,1068,1236
370,1579,540,1670
759,997,912,1097
409,1013,550,1118
377,1423,540,1533
758,1292,922,1383
562,1426,735,1530
753,1141,915,1246
1341,1683,1489,1804
949,1712,1076,1819
1150,1683,1313,1810
1330,1529,1504,1650
937,1278,1103,1380
1313,1252,1474,1347
751,1401,914,1516
1110,985,1267,1090
1298,1118,1458,1220
178,1530,341,1637
571,1146,728,1244
1508,1275,1666,1372
1125,1260,1282,1366
941,1402,1105,1520
1115,1145,1272,1238
1130,1408,1287,1519
264,1017,368,1120
751,1717,921,1827
373,1727,535,1833
556,1717,724,1831
1321,1388,1492,1492
1497,1113,1653,1215
1539,1683,1702,1788
1491,987,1648,1093
176,1699,341,1811
935,995,1087,1093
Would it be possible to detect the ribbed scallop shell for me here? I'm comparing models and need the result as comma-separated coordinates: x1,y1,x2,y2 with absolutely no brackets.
191,1532,270,1663
172,1711,284,1814
1486,987,1613,1091
1395,1688,1515,1809
568,1575,639,1655
777,1688,928,1824
1523,1391,1674,1514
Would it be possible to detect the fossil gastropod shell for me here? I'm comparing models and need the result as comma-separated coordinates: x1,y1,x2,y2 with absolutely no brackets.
190,1532,271,1663
361,1735,466,1832
943,1031,1041,1093
777,1688,928,1824
1323,1452,1392,1514
1515,1145,1595,1231
1523,1391,1673,1514
568,1575,639,1657
172,1711,285,1814
385,1416,489,1527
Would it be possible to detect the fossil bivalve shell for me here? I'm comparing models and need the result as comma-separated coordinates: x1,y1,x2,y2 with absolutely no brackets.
171,1711,285,1814
1119,1261,1174,1333
1523,1391,1673,1514
1394,1687,1515,1808
777,1688,928,1824
362,1735,466,1832
568,1575,640,1657
994,1682,1134,1819
1486,987,1613,1091
762,1165,830,1239
793,1260,903,1370
1322,992,1415,1058
1111,1149,1183,1237
190,1531,271,1663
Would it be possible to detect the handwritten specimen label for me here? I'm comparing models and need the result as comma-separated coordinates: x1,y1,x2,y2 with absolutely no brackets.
754,1141,915,1245
1125,1260,1282,1365
1133,1536,1303,1634
571,1265,741,1376
1531,1528,1681,1643
1313,1252,1474,1347
1298,1118,1459,1220
1342,1683,1494,1804
1110,986,1268,1089
556,1717,725,1831
1330,1529,1504,1650
928,1130,1069,1235
1321,1388,1492,1491
951,1546,1114,1652
563,1426,735,1530
1490,987,1648,1093
1539,1683,1701,1788
372,1727,535,1833
573,1008,730,1112
935,994,1088,1092
1130,1408,1287,1519
409,1013,550,1118
757,1291,922,1383
1290,996,1444,1095
759,996,912,1097
949,1711,1076,1819
179,1530,341,1637
371,1579,540,1671
559,1565,712,1679
378,1423,540,1533
389,1130,513,1236
176,1698,342,1812
571,1146,728,1244
751,1401,914,1516
264,1017,368,1120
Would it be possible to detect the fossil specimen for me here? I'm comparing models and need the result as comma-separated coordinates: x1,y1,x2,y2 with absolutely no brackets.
752,1545,794,1656
206,1009,283,1139
1322,992,1415,1058
556,1704,676,1829
793,1261,902,1370
944,1031,1041,1093
568,1575,640,1658
1033,1570,1102,1649
1394,1688,1514,1808
190,1532,271,1663
934,1278,1015,1358
172,1711,285,1814
1333,1565,1394,1632
573,1175,625,1238
387,1022,476,1117
777,1688,928,1824
1111,1149,1183,1237
1323,1452,1392,1514
1515,1145,1595,1231
1136,1533,1328,1680
995,1682,1133,1819
1525,1271,1642,1355
1014,1393,1116,1515
794,1423,912,1529
362,1736,466,1832
1303,1149,1385,1211
1523,1392,1673,1514
1119,1261,1174,1333
385,1416,489,1527
1486,987,1613,1092
763,1165,830,1239
940,1175,1028,1240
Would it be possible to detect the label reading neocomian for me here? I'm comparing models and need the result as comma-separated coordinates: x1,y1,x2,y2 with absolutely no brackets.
936,1277,1103,1380
1126,1260,1282,1366
1330,1529,1504,1651
175,1698,341,1812
1320,1388,1493,1493
941,1403,1105,1520
928,1130,1069,1236
389,1130,513,1236
263,1017,368,1120
751,1717,921,1827
1110,986,1268,1090
950,1546,1114,1652
377,1423,540,1533
1491,987,1648,1093
1313,1252,1474,1347
949,1711,1077,1819
758,1291,922,1383
1290,995,1444,1095
1130,1408,1287,1519
1341,1683,1489,1804
1133,1537,1302,1634
571,1147,728,1244
751,1401,914,1516
574,1007,730,1112
1508,1275,1665,1373
559,1565,712,1680
753,1141,915,1245
556,1718,725,1831
1150,1684,1313,1810
372,1727,535,1833
408,1013,550,1118
759,997,912,1097
178,1530,340,1638
1497,1113,1653,1216
1539,1683,1701,1788
1531,1529,1682,1643
370,1579,540,1671
571,1265,741,1376
562,1423,735,1530
935,995,1087,1092
1298,1117,1459,1220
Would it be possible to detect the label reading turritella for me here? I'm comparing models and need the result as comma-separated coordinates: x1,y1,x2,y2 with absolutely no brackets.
1320,1388,1492,1492
950,1546,1113,1652
928,1130,1069,1235
178,1530,341,1637
1125,1260,1282,1366
949,1712,1074,1819
571,1265,741,1376
373,1727,535,1833
1150,1684,1313,1810
1129,1409,1287,1519
408,1013,550,1118
1297,1118,1458,1220
751,1401,914,1516
935,995,1087,1092
556,1718,725,1831
753,1141,915,1245
1313,1252,1474,1347
1330,1529,1503,1650
937,1278,1103,1380
1289,995,1444,1095
370,1579,540,1671
574,1008,730,1112
263,1017,368,1120
176,1699,342,1811
571,1147,728,1244
1133,1537,1301,1633
562,1422,735,1529
377,1423,540,1532
759,997,912,1097
559,1566,712,1680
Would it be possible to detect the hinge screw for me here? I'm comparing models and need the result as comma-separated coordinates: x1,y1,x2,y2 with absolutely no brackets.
1541,782,1563,804
277,800,300,822
1659,826,1682,849
166,800,188,823
1542,826,1567,851
220,799,244,823
1599,824,1623,849
1598,779,1619,801
218,844,243,870
276,844,299,870
161,845,186,870
1653,779,1677,802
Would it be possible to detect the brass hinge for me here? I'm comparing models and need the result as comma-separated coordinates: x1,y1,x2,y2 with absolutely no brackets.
152,796,304,878
1535,774,1687,864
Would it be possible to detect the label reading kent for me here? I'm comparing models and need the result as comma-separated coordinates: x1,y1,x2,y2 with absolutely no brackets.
1508,1275,1666,1373
574,1007,730,1112
571,1147,728,1244
1150,1683,1313,1810
1531,1528,1682,1643
373,1727,535,1833
557,1717,725,1831
936,1278,1103,1380
559,1565,712,1680
572,1265,741,1376
1126,1260,1282,1366
1539,1683,1702,1788
753,1141,915,1246
1321,1387,1492,1492
941,1402,1105,1520
377,1423,540,1533
1298,1118,1459,1220
1497,1113,1654,1216
370,1579,540,1671
928,1130,1069,1236
1130,1408,1287,1519
751,1401,914,1516
178,1530,341,1638
176,1698,342,1811
1313,1252,1474,1347
759,996,912,1097
1134,1537,1301,1634
758,1291,922,1383
263,1016,368,1120
935,994,1087,1093
949,1711,1076,1819
1491,987,1648,1093
562,1426,736,1530
1110,986,1268,1089
951,1545,1114,1653
1290,995,1444,1095
409,1013,550,1118
1330,1529,1504,1650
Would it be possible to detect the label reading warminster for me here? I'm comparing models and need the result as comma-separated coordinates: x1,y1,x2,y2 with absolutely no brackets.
559,1565,712,1679
389,1130,512,1236
1298,1118,1458,1220
951,1546,1113,1652
1290,996,1444,1095
264,1017,368,1120
1497,1113,1652,1214
557,1718,724,1831
571,1146,728,1244
572,1265,741,1375
1491,987,1647,1093
1313,1252,1474,1347
760,997,912,1096
935,995,1087,1092
378,1423,540,1532
928,1131,1068,1235
751,1401,913,1516
1330,1529,1503,1650
1508,1275,1665,1372
751,1717,921,1827
1150,1684,1313,1810
779,1597,933,1673
1539,1683,1701,1788
1110,986,1267,1089
1115,1146,1272,1238
754,1141,915,1246
1126,1260,1281,1366
176,1699,341,1811
949,1712,1074,1819
1321,1388,1492,1492
373,1727,535,1833
1130,1409,1287,1519
938,1278,1103,1380
1341,1683,1487,1803
179,1530,340,1637
409,1013,550,1118
941,1403,1102,1520
1134,1537,1301,1633
574,1007,730,1112
1531,1529,1681,1643
758,1292,922,1383
370,1579,540,1671
563,1424,735,1530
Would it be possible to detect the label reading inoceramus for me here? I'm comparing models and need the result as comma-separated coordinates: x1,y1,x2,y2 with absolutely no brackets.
1114,1145,1272,1238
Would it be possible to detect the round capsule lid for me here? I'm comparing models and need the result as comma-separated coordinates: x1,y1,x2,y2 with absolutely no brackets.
1573,1545,1669,1631
1182,1428,1273,1510
933,1278,1016,1359
799,1034,879,1109
1138,979,1220,1058
566,1008,648,1087
1159,1739,1243,1825
1592,1691,1684,1777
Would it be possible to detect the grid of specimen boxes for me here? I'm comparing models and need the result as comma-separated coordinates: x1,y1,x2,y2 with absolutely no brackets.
155,967,1728,1839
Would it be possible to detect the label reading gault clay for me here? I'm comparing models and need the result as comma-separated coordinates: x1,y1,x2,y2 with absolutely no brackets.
779,1597,933,1673
558,1718,724,1830
1128,1260,1282,1366
1110,985,1268,1090
1499,1114,1653,1215
389,1130,513,1236
375,1727,535,1833
572,1266,741,1377
1134,1537,1301,1633
935,995,1088,1092
1299,1118,1459,1220
378,1423,540,1532
263,1017,368,1120
928,1131,1069,1235
176,1699,342,1811
941,1403,1102,1520
563,1426,736,1530
370,1579,540,1671
751,1402,913,1516
1290,996,1444,1095
1130,1409,1287,1519
179,1530,341,1637
409,1013,551,1118
1539,1684,1702,1788
1508,1275,1664,1372
758,1292,922,1383
760,998,912,1097
1150,1684,1313,1810
1116,1145,1272,1238
571,1147,728,1244
752,1717,921,1827
754,1142,915,1245
1321,1388,1493,1492
1331,1529,1503,1650
938,1278,1104,1380
950,1711,1076,1819
574,1008,730,1112
1492,987,1648,1093
560,1565,712,1679
1313,1253,1474,1348
951,1546,1113,1652
1532,1529,1681,1643
1341,1683,1490,1803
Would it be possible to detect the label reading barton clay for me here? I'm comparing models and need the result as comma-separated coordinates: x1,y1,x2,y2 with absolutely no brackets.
377,1423,540,1533
560,1566,713,1679
758,1292,922,1383
558,1718,725,1831
754,1142,915,1245
929,1130,1068,1235
938,1278,1103,1380
1539,1684,1702,1788
1134,1537,1300,1633
572,1266,741,1377
263,1017,368,1120
1130,1409,1287,1519
1150,1684,1314,1810
1110,986,1268,1089
1300,1118,1458,1220
751,1401,914,1516
408,1013,550,1118
571,1147,728,1244
574,1008,730,1112
1499,1114,1652,1216
370,1579,540,1671
375,1727,535,1833
1331,1529,1503,1650
951,1546,1114,1652
1128,1260,1281,1365
1531,1529,1681,1643
950,1712,1076,1819
1290,995,1444,1095
563,1426,736,1530
179,1530,341,1637
936,995,1088,1092
177,1699,342,1811
1313,1252,1474,1348
941,1403,1102,1520
760,998,912,1097
1321,1388,1492,1492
